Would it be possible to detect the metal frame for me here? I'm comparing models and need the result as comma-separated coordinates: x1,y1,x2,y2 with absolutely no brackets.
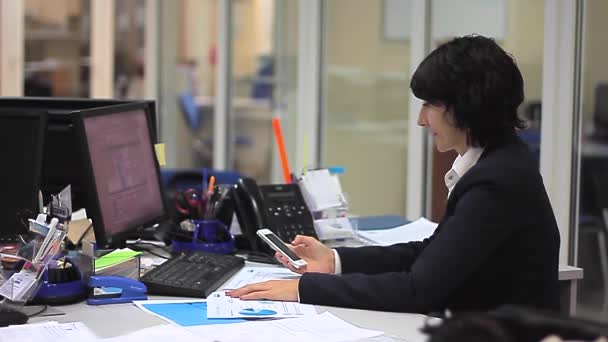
296,0,323,172
407,0,431,219
541,0,578,265
213,0,232,170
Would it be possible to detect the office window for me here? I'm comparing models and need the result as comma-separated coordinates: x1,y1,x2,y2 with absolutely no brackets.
427,0,544,220
322,0,411,216
24,0,90,98
113,0,146,100
576,0,608,321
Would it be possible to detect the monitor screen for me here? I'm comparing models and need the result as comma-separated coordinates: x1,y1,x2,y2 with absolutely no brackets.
79,103,165,247
0,109,47,239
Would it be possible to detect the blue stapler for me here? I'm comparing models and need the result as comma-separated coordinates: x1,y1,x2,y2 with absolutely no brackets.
86,275,147,305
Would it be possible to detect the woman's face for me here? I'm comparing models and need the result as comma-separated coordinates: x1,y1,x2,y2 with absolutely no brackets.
417,102,468,155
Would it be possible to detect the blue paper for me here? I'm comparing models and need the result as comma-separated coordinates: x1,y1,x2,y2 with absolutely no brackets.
142,302,245,326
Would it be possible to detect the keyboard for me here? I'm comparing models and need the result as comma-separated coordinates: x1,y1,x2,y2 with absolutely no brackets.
141,251,244,298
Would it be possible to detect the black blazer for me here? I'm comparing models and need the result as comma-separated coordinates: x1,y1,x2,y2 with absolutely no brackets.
299,134,560,313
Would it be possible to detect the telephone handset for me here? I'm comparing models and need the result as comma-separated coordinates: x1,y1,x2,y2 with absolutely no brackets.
232,177,317,253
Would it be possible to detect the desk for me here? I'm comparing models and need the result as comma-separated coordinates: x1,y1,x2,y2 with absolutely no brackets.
559,264,584,316
28,298,428,341
28,259,429,342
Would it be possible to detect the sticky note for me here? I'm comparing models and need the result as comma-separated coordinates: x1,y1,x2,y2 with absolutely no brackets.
154,143,166,166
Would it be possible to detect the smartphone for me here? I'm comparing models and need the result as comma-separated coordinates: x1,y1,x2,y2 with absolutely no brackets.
256,229,307,269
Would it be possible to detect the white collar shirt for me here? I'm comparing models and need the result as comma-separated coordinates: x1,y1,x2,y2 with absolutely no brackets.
445,147,485,197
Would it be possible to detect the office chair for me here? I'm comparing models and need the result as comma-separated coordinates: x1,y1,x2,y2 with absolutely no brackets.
518,128,540,170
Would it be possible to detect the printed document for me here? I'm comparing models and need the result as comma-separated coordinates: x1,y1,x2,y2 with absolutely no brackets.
206,290,317,319
0,321,97,341
222,266,300,290
187,311,384,342
99,324,207,342
357,217,438,246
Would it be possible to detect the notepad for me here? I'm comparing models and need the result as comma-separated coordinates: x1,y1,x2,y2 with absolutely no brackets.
94,248,142,271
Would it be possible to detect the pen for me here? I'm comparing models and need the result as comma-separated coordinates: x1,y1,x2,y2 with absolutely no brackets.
272,117,292,183
207,176,216,197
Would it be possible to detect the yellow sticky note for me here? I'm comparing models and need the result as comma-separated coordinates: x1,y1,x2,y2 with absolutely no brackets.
154,143,166,166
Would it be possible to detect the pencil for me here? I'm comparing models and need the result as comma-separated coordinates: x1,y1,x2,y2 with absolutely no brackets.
272,117,292,183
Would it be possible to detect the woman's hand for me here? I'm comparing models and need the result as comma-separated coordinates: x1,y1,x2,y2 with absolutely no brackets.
226,279,299,301
276,235,335,274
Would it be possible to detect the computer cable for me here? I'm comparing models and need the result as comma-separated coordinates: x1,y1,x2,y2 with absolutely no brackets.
127,241,171,260
26,305,48,318
236,249,281,265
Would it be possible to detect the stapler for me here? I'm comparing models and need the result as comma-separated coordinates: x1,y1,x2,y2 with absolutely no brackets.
86,275,147,305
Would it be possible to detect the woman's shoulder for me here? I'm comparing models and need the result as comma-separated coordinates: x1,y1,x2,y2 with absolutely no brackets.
461,136,542,191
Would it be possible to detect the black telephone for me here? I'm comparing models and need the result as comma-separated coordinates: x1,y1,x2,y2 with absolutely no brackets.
232,177,317,253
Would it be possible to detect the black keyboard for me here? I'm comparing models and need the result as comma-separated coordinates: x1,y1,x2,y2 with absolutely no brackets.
141,251,244,298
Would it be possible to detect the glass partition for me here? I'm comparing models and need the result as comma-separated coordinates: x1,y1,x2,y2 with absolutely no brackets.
321,0,411,216
576,0,608,321
113,0,146,100
24,0,90,97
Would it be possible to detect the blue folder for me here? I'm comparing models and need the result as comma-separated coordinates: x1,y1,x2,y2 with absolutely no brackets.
350,215,410,231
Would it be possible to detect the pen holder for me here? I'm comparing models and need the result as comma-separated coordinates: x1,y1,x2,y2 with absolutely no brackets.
0,238,64,309
172,219,236,254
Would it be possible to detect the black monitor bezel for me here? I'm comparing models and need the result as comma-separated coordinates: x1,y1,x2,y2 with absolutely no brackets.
0,108,48,237
0,97,158,143
73,101,168,248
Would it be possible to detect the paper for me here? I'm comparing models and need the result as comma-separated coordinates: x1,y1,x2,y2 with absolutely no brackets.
133,299,245,326
66,218,95,245
299,169,345,211
0,270,38,301
206,290,317,319
222,266,301,290
0,321,97,341
314,217,354,240
356,217,438,246
154,143,166,166
187,312,384,342
100,324,208,342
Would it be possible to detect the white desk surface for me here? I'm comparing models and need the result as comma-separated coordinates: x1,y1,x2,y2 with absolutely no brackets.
22,240,581,341
25,264,581,341
558,264,584,280
27,258,428,341
29,298,428,341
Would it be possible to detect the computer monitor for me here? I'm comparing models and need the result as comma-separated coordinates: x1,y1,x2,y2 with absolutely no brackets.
0,109,47,241
74,102,167,248
0,97,158,211
0,97,158,142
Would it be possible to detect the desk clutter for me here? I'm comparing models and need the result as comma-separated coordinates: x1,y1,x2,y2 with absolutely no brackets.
0,266,386,341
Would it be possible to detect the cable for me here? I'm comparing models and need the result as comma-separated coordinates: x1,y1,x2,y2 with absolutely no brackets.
236,249,280,265
26,304,48,318
128,245,171,260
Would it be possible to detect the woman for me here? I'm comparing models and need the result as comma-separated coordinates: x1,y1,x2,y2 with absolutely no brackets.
228,35,561,313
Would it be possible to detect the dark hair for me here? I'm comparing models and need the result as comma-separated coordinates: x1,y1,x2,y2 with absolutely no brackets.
410,35,525,147
423,305,608,342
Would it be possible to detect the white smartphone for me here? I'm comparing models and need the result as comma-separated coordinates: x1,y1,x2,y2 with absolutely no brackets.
256,229,307,269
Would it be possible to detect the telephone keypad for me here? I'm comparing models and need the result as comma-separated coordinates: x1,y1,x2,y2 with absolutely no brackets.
259,184,318,243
